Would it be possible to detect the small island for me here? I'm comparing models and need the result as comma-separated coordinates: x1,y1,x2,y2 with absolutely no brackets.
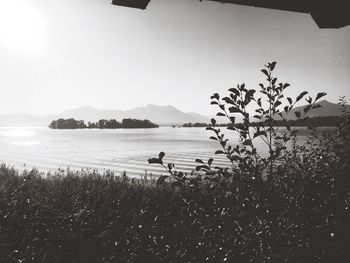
49,118,159,129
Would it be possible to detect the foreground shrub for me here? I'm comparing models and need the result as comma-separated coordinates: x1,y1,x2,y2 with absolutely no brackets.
147,62,350,262
1,151,349,263
1,63,349,262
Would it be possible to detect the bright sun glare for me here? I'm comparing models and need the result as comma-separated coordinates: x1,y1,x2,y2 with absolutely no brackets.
0,1,46,54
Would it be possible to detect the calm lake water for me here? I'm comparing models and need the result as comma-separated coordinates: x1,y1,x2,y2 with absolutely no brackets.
0,126,336,177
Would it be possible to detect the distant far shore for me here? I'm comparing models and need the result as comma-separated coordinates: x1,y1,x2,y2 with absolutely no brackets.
49,118,159,129
181,115,343,128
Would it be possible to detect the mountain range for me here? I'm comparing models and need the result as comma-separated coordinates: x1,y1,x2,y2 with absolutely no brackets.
287,100,350,119
0,101,348,127
0,104,211,127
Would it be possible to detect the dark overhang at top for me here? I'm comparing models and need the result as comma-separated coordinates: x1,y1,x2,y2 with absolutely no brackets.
111,0,150,10
111,0,350,29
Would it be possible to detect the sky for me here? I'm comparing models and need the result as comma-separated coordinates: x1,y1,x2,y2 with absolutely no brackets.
0,0,349,116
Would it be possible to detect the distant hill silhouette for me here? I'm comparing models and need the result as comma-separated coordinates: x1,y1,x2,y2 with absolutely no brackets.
54,104,210,125
0,101,347,127
0,104,211,126
285,100,350,120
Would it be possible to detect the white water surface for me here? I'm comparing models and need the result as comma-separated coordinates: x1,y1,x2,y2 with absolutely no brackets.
0,126,335,177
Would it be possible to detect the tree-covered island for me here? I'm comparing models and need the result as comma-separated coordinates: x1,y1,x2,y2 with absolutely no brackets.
49,118,159,129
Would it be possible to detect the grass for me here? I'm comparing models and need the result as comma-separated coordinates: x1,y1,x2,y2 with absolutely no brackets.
0,146,349,263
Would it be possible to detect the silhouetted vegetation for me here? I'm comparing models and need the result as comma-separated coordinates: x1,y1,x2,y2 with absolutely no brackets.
250,115,343,128
183,116,342,129
122,118,159,129
182,122,208,127
2,63,349,262
49,118,158,129
148,62,350,262
49,118,86,129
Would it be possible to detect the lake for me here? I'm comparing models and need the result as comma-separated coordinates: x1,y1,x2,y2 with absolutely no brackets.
0,126,336,177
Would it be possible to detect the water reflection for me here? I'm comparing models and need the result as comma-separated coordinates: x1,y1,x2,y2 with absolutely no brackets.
0,127,337,176
1,129,36,137
10,141,40,146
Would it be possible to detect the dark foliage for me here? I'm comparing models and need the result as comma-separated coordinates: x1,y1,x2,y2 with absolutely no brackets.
49,118,86,129
183,116,342,129
182,123,208,128
49,118,158,129
122,118,159,129
250,115,344,128
147,62,350,262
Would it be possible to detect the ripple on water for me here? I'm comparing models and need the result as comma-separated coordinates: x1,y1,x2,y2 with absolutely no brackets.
10,141,41,146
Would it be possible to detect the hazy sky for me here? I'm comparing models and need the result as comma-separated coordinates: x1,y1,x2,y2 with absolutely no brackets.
0,0,349,116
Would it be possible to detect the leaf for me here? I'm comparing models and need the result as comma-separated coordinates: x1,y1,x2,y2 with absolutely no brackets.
271,78,277,86
195,159,204,164
216,112,226,117
253,131,267,138
287,97,293,105
210,93,220,100
283,83,290,89
269,62,277,71
229,107,241,113
148,158,163,165
296,91,308,102
209,136,218,141
210,101,218,105
211,118,216,126
274,101,282,107
223,97,234,104
208,158,214,166
246,89,256,98
167,163,174,170
215,150,224,154
257,98,262,106
261,69,269,77
220,140,227,147
284,106,289,113
228,88,240,97
230,116,236,124
159,151,165,159
316,92,327,101
230,93,238,101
